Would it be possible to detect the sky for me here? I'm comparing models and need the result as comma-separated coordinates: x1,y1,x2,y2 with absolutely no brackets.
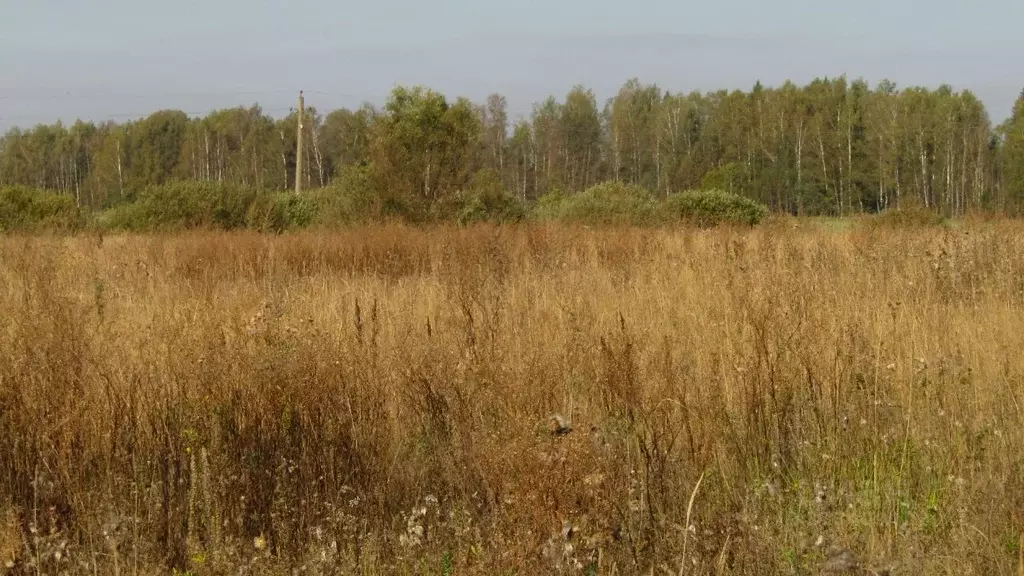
2,0,1022,130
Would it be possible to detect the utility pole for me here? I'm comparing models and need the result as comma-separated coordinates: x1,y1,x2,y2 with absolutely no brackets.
295,90,304,193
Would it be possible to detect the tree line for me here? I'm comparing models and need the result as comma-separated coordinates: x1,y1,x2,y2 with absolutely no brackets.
3,77,1024,217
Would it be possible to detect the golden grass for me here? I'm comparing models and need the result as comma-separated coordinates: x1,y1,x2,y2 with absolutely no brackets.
0,222,1023,574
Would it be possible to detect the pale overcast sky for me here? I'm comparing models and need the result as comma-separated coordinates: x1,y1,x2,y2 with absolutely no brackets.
2,0,1022,129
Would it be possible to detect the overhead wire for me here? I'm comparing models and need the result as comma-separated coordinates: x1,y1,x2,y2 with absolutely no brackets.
0,88,369,101
0,106,300,124
0,88,380,126
0,91,291,101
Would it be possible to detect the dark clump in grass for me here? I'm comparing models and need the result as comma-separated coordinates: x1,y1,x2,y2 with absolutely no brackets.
860,203,949,229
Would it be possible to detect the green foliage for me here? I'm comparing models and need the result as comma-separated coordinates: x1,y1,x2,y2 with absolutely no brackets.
246,193,317,232
456,189,525,225
534,181,658,225
0,79,1015,219
93,201,147,231
441,550,454,576
700,163,746,193
442,171,526,225
95,167,389,232
0,186,82,232
7,78,1024,228
665,189,769,227
130,110,190,187
370,86,481,213
999,93,1024,213
99,181,256,230
305,166,380,226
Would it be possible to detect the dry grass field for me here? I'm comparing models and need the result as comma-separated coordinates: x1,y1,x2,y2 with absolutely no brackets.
1,222,1023,575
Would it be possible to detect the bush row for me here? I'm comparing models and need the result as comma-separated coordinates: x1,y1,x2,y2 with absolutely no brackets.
0,185,83,232
534,182,770,227
2,180,774,232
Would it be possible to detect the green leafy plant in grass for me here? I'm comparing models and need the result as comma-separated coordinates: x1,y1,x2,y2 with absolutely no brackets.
441,550,454,576
0,186,82,232
534,181,659,226
665,189,768,227
305,166,383,226
98,181,257,230
449,170,525,225
246,192,318,232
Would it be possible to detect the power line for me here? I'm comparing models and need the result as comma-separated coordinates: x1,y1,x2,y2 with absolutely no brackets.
0,88,370,101
0,106,299,124
0,89,293,100
299,90,370,99
0,89,378,126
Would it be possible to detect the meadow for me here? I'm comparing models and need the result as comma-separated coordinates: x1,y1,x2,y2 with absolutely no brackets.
1,221,1022,575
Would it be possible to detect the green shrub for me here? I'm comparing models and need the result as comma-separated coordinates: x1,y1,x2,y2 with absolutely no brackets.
99,181,257,230
457,190,525,225
700,162,746,193
93,202,147,231
303,166,381,226
245,193,289,232
96,171,381,232
212,184,258,229
285,194,318,228
0,186,82,232
246,193,318,232
534,182,658,225
302,188,370,227
430,171,525,225
665,189,768,227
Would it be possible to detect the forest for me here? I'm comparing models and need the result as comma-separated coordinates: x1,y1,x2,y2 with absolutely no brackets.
3,76,1024,222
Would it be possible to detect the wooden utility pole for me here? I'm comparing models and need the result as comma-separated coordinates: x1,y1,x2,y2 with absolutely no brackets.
295,90,304,193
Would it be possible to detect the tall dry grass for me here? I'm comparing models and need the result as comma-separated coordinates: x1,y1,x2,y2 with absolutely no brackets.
0,222,1022,575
